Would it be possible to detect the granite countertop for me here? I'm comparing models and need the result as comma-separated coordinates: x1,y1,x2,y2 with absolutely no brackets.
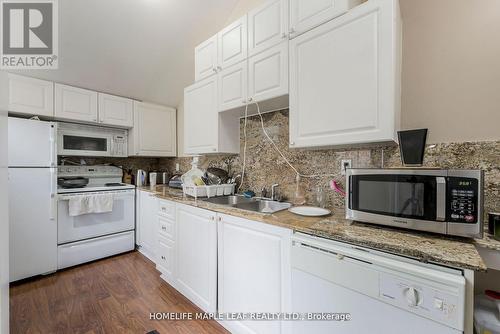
138,185,487,271
475,232,500,252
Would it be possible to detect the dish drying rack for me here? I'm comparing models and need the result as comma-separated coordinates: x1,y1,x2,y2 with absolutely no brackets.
182,184,236,199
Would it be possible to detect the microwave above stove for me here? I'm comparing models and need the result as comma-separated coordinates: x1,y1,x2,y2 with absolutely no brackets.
57,122,128,157
346,169,484,238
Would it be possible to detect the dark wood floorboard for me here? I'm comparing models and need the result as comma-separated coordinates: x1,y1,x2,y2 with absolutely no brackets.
10,251,228,334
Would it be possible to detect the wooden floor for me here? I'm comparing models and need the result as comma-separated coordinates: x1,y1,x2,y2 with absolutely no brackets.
10,251,228,334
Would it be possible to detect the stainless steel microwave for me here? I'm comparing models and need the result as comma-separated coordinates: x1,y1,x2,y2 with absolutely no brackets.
346,169,483,238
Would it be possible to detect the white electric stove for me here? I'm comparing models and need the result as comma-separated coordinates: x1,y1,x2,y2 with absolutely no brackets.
57,165,136,269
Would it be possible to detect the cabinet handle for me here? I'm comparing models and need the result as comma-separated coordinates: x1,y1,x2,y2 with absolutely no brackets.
161,256,166,260
162,226,166,231
290,141,295,146
289,27,295,34
281,32,288,39
217,66,222,71
247,97,253,102
218,216,222,222
212,67,217,73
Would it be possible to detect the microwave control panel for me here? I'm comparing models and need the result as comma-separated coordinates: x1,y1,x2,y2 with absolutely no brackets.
447,177,479,224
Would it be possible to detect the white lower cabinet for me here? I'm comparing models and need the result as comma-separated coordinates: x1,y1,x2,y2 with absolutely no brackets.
175,204,218,313
156,199,176,284
218,213,292,334
148,200,294,333
136,190,157,261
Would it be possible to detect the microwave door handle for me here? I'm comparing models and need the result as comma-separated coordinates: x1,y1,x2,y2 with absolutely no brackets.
436,177,446,221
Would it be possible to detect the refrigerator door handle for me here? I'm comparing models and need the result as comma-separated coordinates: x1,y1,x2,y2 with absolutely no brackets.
50,168,57,220
49,123,57,167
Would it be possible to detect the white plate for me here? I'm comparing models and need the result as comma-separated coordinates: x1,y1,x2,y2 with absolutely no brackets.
289,206,331,217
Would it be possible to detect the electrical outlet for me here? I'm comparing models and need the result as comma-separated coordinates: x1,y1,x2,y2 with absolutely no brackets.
341,159,352,175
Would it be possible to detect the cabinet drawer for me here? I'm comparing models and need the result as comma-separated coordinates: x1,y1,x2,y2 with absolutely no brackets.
156,235,175,281
158,216,175,241
158,199,175,219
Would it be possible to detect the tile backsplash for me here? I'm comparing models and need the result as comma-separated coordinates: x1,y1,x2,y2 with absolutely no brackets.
159,110,499,218
60,109,499,218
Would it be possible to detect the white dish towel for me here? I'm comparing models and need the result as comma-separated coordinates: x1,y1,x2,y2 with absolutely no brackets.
68,193,114,217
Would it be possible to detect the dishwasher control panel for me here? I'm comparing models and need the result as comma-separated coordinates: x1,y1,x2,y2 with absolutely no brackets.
379,273,465,331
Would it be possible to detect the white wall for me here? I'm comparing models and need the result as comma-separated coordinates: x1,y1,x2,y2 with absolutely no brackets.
400,0,500,143
0,71,9,334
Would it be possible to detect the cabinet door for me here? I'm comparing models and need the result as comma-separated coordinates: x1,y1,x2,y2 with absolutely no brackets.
131,102,176,157
184,76,218,154
218,61,247,111
218,15,248,69
156,235,175,284
218,214,292,334
248,0,288,56
248,41,288,103
289,0,352,37
289,0,400,148
195,34,218,81
8,74,54,117
176,204,217,313
55,84,98,122
137,190,157,261
98,93,134,128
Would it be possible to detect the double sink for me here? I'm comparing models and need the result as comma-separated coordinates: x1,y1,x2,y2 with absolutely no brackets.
203,195,291,214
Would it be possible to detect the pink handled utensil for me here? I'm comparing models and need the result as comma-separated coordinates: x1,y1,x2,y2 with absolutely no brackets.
330,179,346,197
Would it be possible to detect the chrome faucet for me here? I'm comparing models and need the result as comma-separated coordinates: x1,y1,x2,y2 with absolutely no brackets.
271,184,279,201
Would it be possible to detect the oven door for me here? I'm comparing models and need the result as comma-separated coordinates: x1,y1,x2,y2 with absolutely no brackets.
57,189,135,244
58,130,113,157
347,172,447,234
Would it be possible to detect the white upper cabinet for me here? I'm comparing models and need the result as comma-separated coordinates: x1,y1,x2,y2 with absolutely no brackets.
184,76,218,154
218,61,247,111
248,0,288,56
289,0,361,37
248,41,288,103
54,84,98,122
194,34,218,81
98,93,134,128
8,74,54,117
218,15,248,69
184,76,240,155
289,0,401,148
129,101,176,157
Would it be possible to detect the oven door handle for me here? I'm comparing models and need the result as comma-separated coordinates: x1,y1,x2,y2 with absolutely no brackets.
58,190,134,200
436,177,446,221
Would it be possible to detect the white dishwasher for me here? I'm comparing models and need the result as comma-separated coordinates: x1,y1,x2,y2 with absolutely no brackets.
291,233,466,334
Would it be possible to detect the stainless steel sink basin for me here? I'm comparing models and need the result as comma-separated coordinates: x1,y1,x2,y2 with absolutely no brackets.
235,200,291,214
203,196,291,214
203,195,254,206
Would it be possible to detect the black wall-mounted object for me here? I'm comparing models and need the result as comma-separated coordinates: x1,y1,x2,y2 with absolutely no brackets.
397,129,428,166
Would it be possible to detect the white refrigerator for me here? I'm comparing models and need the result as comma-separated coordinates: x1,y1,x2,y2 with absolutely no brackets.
8,117,58,282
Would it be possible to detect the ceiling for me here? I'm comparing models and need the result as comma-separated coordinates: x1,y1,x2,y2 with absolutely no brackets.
13,0,240,107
